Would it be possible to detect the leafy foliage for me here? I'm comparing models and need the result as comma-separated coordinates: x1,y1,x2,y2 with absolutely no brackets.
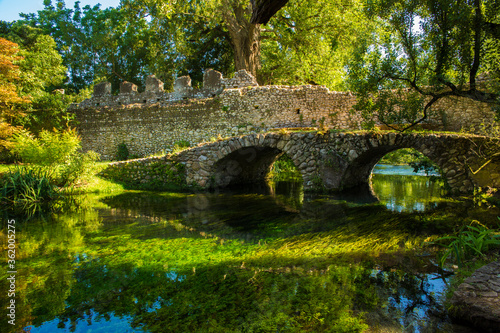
16,0,376,90
0,167,59,205
20,1,153,91
0,23,75,135
432,221,500,268
269,153,302,181
348,0,500,131
10,128,99,186
260,0,372,89
0,37,29,150
116,142,129,161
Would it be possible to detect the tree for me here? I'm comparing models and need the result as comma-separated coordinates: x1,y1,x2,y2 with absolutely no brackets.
122,0,372,88
121,0,289,77
21,1,153,91
348,0,500,131
0,38,29,150
18,0,374,90
259,0,372,89
0,23,70,134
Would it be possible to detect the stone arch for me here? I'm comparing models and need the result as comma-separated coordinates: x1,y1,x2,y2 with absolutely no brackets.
177,132,496,194
338,135,447,191
209,135,307,189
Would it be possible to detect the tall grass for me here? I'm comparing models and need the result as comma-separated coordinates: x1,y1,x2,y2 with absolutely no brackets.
0,167,59,205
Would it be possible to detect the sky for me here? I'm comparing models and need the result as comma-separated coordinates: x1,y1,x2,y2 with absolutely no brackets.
0,0,121,22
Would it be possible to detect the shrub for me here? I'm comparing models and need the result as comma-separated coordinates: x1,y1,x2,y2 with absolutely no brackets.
11,128,80,170
116,142,129,161
59,150,100,186
9,128,99,186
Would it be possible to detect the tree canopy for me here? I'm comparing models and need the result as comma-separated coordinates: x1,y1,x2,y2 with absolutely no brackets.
0,23,71,136
1,0,498,135
0,38,27,149
349,0,500,131
16,0,373,91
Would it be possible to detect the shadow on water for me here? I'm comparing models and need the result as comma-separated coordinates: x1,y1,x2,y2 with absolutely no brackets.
1,165,497,333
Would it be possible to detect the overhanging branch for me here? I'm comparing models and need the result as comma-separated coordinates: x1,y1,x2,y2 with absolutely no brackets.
250,0,289,24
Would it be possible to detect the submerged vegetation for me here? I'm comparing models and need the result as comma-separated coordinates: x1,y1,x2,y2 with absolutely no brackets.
2,183,499,332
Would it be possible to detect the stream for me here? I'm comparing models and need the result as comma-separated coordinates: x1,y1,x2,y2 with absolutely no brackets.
1,164,498,333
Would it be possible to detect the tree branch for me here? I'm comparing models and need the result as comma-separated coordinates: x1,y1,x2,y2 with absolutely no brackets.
250,0,289,24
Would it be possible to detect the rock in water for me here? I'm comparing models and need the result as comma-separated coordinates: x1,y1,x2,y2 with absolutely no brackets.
450,260,500,332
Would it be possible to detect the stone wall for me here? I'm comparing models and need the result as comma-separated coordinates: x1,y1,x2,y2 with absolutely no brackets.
100,156,187,191
70,69,498,160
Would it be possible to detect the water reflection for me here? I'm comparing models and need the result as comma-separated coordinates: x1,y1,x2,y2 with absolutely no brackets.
0,166,497,333
371,164,447,212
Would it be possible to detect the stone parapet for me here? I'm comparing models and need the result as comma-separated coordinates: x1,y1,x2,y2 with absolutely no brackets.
70,70,498,160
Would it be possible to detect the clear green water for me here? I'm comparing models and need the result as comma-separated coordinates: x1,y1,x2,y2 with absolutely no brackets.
1,165,497,333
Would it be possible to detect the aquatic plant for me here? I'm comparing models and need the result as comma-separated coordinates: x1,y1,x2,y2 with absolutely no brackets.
0,167,59,205
432,220,500,268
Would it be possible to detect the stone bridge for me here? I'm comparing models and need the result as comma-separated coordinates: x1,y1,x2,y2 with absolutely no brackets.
102,131,500,194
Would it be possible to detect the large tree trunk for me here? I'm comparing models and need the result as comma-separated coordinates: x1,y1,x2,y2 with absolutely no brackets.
230,23,261,75
222,1,262,77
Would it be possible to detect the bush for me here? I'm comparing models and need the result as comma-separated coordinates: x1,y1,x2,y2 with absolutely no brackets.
9,128,99,186
10,128,80,168
116,142,129,161
59,150,100,186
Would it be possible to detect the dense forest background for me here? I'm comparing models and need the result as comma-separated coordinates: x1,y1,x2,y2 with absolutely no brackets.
1,0,499,145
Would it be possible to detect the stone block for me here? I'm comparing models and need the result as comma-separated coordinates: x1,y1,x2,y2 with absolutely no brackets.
224,69,258,89
146,75,164,93
174,75,192,90
93,82,111,97
173,75,193,99
203,69,224,94
120,81,138,94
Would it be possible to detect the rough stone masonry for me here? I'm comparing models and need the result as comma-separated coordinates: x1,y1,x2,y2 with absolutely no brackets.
101,131,500,195
70,69,498,160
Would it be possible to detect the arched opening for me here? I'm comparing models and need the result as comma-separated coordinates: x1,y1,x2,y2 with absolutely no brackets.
268,154,303,182
370,148,446,212
267,154,304,208
213,147,302,189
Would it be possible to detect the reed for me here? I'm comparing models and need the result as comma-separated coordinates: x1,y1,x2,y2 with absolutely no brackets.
0,167,59,205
